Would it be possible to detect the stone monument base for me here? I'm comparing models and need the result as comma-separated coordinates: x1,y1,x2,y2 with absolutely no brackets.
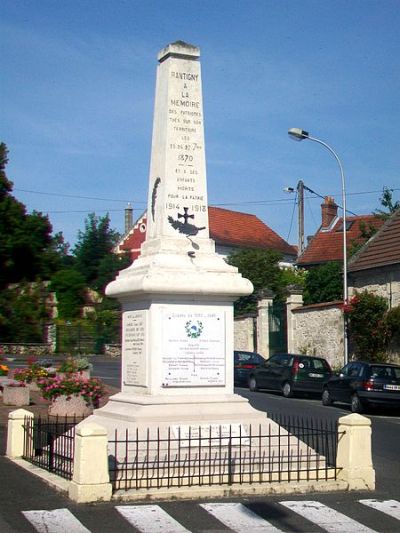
86,391,269,437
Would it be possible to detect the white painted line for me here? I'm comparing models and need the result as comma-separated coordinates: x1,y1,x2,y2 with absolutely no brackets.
116,505,191,533
22,509,90,533
200,502,283,532
280,501,377,533
359,499,400,520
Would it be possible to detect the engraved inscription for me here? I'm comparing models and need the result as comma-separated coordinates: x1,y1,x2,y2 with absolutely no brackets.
162,310,225,387
123,311,147,386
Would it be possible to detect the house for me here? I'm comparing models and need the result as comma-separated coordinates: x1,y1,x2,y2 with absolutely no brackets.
116,206,297,265
348,207,400,308
296,196,384,268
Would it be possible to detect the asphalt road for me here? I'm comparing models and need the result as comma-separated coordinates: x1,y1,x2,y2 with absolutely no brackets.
0,357,398,532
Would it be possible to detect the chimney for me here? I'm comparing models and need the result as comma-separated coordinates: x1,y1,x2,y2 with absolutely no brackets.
125,203,133,233
321,196,338,228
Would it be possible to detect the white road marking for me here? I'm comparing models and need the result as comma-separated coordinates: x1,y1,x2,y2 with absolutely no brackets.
359,499,400,520
200,502,283,532
280,500,377,533
116,505,191,532
22,508,90,533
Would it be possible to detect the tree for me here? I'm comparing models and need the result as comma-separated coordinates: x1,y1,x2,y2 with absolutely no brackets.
72,213,130,290
226,248,305,315
302,262,343,305
0,142,66,288
375,186,400,219
0,282,48,342
50,269,87,320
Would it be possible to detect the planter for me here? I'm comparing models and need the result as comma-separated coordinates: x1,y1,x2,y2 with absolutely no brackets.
48,394,93,417
28,381,40,392
3,385,30,406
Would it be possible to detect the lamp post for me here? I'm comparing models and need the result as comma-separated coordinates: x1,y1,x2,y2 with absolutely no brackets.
288,128,348,365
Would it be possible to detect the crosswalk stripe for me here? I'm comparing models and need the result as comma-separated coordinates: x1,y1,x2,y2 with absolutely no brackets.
116,505,191,532
279,501,377,533
22,508,90,533
359,499,400,520
200,503,283,532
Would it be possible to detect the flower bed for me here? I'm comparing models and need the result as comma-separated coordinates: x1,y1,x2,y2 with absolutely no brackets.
37,375,106,416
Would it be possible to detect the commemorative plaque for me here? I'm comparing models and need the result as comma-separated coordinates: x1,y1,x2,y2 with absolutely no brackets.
162,309,225,387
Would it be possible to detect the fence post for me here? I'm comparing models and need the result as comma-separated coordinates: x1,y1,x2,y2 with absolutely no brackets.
68,422,112,503
336,413,375,490
6,409,33,459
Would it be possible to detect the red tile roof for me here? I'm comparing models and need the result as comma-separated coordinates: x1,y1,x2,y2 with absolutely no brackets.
208,207,296,255
117,206,296,259
348,209,400,272
297,214,384,266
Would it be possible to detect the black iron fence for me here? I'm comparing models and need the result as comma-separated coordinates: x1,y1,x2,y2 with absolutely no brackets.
22,415,82,480
109,415,340,492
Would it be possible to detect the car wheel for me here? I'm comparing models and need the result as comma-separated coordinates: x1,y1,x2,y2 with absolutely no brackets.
248,376,259,392
322,388,333,406
351,394,364,413
282,382,293,398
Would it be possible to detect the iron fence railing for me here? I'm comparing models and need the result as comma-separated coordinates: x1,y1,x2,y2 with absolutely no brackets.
109,415,341,492
22,415,82,480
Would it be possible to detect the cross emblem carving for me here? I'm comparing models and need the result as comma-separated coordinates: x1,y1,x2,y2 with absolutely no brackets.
178,207,194,224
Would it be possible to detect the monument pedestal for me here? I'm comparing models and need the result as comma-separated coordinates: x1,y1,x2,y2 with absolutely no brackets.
88,41,269,437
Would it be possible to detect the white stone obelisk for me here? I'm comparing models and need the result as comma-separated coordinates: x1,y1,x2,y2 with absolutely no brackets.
90,41,268,434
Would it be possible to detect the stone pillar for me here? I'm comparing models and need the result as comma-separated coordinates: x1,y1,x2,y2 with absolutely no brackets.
286,287,303,353
256,290,275,358
68,423,112,503
6,408,33,459
336,413,375,490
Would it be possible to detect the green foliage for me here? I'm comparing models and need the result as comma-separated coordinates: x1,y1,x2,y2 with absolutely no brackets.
226,248,304,315
344,291,389,362
50,269,86,319
73,213,129,290
303,262,343,305
0,143,67,288
0,282,49,342
386,306,400,343
375,186,400,219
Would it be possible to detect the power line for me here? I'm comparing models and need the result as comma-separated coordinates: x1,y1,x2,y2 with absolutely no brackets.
15,186,400,207
14,188,144,204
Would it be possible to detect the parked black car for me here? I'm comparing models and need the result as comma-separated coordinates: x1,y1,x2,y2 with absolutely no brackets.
248,353,332,397
322,361,400,413
234,350,265,386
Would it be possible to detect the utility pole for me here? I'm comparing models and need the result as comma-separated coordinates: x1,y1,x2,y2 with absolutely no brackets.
297,180,304,255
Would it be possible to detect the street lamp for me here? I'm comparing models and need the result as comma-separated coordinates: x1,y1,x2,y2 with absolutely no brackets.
288,128,348,365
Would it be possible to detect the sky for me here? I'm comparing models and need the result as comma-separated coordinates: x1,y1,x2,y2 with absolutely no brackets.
1,0,399,250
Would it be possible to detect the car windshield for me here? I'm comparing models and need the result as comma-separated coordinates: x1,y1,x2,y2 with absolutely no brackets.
370,366,400,379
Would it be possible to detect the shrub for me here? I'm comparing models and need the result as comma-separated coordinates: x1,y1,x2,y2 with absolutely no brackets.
344,291,389,362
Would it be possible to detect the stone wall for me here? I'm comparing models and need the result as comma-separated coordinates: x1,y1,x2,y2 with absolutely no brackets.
291,302,345,369
233,316,256,352
0,343,52,357
349,265,400,308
